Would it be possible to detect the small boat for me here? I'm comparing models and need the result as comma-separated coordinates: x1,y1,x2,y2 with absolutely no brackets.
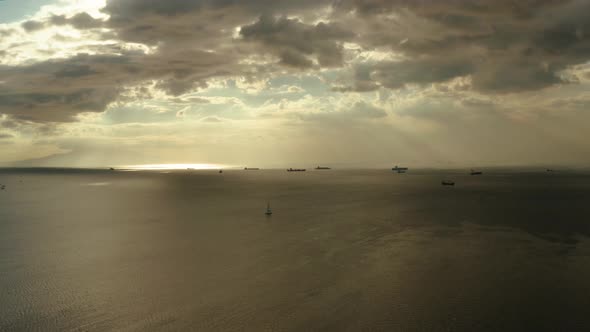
265,202,272,215
441,181,455,186
287,168,306,172
219,170,223,173
546,169,555,172
244,167,260,170
470,169,482,175
315,166,331,170
109,167,115,171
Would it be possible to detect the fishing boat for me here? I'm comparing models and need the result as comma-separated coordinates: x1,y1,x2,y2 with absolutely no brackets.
265,202,272,215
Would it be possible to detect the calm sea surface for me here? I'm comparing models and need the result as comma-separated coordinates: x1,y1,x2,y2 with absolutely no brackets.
1,169,590,331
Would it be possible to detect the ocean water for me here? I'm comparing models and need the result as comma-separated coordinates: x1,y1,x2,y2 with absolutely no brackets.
1,168,590,331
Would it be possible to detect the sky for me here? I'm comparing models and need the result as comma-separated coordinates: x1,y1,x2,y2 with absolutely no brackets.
1,0,590,168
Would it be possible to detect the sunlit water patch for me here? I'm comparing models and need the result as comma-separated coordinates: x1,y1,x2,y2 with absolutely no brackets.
121,163,229,170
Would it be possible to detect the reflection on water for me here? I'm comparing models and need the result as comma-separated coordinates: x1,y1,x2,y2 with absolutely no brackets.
1,169,590,331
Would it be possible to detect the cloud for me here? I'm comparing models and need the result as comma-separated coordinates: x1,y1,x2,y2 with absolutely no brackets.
295,101,388,122
102,0,330,20
21,13,104,32
49,12,105,29
470,59,565,93
21,20,46,32
373,58,475,90
548,95,590,111
170,97,211,104
0,47,240,121
99,0,331,49
331,0,590,93
102,104,179,124
201,116,222,122
240,15,355,68
2,0,590,135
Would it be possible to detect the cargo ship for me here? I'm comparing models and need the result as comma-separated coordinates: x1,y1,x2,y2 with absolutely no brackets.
315,166,331,170
392,165,408,173
244,167,260,170
287,168,306,172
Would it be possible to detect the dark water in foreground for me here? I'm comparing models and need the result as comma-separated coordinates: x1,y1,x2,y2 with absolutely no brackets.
1,169,590,331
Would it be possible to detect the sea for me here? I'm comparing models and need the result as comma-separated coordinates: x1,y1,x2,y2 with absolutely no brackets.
1,168,590,331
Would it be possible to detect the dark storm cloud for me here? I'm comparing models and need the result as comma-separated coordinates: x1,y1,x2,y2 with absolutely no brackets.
240,15,354,68
336,0,590,93
2,0,335,123
102,0,329,19
101,0,331,46
470,59,565,93
335,0,565,18
0,49,239,122
4,0,590,124
0,54,134,119
0,88,120,122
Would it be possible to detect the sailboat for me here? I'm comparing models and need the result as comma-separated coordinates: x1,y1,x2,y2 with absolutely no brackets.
265,202,272,216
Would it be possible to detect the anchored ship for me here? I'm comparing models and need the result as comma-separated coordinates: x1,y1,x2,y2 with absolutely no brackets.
392,165,408,173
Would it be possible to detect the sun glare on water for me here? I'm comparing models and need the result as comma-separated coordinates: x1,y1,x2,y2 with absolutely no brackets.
123,163,228,170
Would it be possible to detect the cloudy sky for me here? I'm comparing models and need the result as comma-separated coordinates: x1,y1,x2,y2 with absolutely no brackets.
1,0,590,168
